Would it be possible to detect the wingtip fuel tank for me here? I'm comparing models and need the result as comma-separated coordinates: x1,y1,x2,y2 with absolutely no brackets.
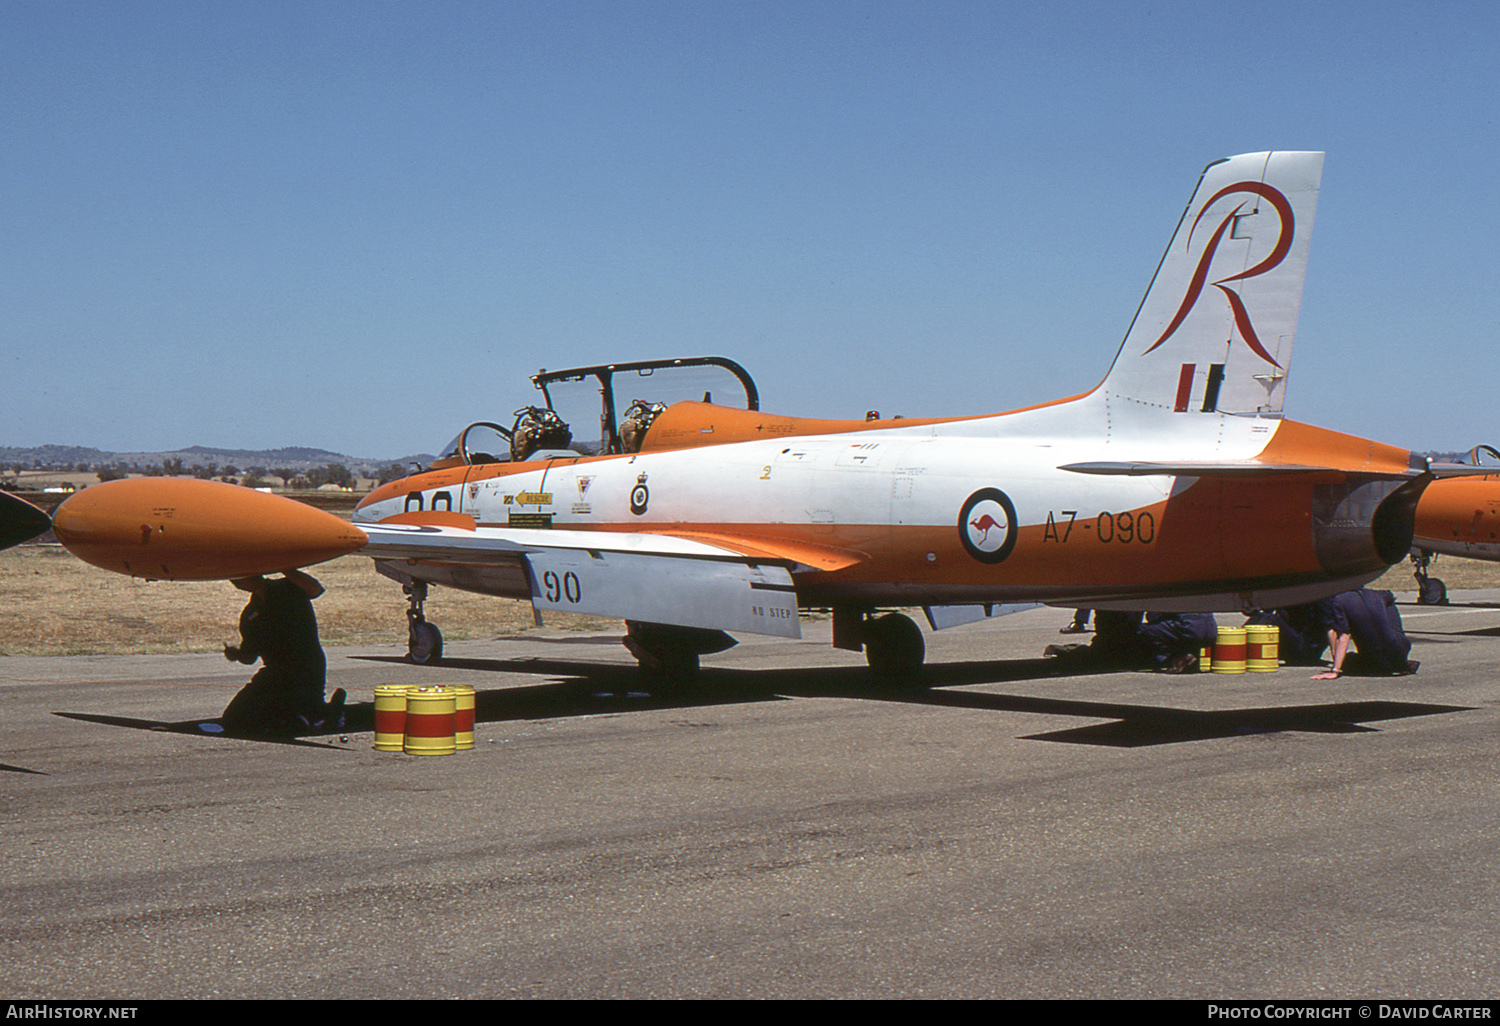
52,477,368,580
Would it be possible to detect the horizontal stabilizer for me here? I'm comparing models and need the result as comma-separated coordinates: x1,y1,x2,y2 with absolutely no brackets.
1064,456,1461,480
1426,462,1500,479
1059,460,1354,477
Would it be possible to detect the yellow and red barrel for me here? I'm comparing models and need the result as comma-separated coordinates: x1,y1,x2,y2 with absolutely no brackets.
448,684,476,751
403,687,457,756
1246,624,1280,672
373,685,411,751
1212,626,1247,674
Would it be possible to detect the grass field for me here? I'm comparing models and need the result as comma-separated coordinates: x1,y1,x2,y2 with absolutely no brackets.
0,544,615,657
4,542,1497,658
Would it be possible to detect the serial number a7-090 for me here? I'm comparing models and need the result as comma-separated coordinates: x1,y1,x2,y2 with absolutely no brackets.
1043,509,1156,544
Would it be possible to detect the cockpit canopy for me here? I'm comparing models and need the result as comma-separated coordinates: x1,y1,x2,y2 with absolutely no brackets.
434,356,759,468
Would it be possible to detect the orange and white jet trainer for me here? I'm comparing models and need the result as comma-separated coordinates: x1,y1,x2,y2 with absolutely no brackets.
50,151,1457,676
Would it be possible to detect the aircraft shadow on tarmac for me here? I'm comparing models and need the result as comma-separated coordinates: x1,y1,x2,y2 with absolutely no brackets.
341,653,1469,749
47,655,1469,751
2,762,47,776
51,711,355,750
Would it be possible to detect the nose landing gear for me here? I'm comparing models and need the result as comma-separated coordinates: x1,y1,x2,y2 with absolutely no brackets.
1411,550,1448,606
404,580,445,664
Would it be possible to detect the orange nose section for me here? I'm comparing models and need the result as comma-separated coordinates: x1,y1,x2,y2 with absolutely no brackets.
1415,476,1500,541
52,478,369,580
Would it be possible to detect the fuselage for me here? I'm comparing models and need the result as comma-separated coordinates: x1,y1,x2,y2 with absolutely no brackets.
355,395,1419,612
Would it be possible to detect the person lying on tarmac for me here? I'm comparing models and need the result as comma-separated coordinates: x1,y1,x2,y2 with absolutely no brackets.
220,569,346,734
1138,612,1218,674
1046,610,1214,673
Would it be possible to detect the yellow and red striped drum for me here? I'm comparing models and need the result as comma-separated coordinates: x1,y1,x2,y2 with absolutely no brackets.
448,684,476,750
1212,626,1247,674
1246,624,1280,672
373,685,411,752
403,687,457,756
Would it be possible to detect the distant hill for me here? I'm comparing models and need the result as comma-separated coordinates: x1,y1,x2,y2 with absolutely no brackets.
0,444,434,475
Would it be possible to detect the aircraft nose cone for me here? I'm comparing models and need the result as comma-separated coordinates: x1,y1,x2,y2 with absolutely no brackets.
0,491,52,551
53,477,368,580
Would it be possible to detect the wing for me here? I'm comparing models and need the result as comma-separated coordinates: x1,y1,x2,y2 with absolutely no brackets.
49,479,863,639
360,519,809,638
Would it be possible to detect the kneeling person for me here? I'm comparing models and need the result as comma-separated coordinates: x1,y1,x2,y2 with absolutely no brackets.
221,570,345,733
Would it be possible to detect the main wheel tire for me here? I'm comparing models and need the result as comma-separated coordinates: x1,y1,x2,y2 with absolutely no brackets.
864,613,925,681
654,649,700,681
628,643,700,682
408,621,444,665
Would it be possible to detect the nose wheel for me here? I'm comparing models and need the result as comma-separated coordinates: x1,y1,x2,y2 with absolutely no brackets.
404,581,444,664
1411,550,1448,606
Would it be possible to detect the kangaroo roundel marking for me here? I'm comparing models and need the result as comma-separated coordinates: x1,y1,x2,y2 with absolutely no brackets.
959,488,1018,564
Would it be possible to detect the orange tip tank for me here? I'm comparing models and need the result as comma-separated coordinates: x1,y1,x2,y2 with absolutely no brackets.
52,477,368,581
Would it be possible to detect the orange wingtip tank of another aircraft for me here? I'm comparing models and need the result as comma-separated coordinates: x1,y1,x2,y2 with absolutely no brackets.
45,152,1479,675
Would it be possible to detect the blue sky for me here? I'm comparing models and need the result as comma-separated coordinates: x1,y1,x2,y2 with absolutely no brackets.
3,1,1496,458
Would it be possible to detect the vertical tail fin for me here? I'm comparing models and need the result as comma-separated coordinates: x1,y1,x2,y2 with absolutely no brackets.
1099,151,1324,418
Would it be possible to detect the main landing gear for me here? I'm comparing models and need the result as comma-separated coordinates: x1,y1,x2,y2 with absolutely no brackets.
622,621,737,682
1411,549,1448,606
834,608,927,682
404,580,444,664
